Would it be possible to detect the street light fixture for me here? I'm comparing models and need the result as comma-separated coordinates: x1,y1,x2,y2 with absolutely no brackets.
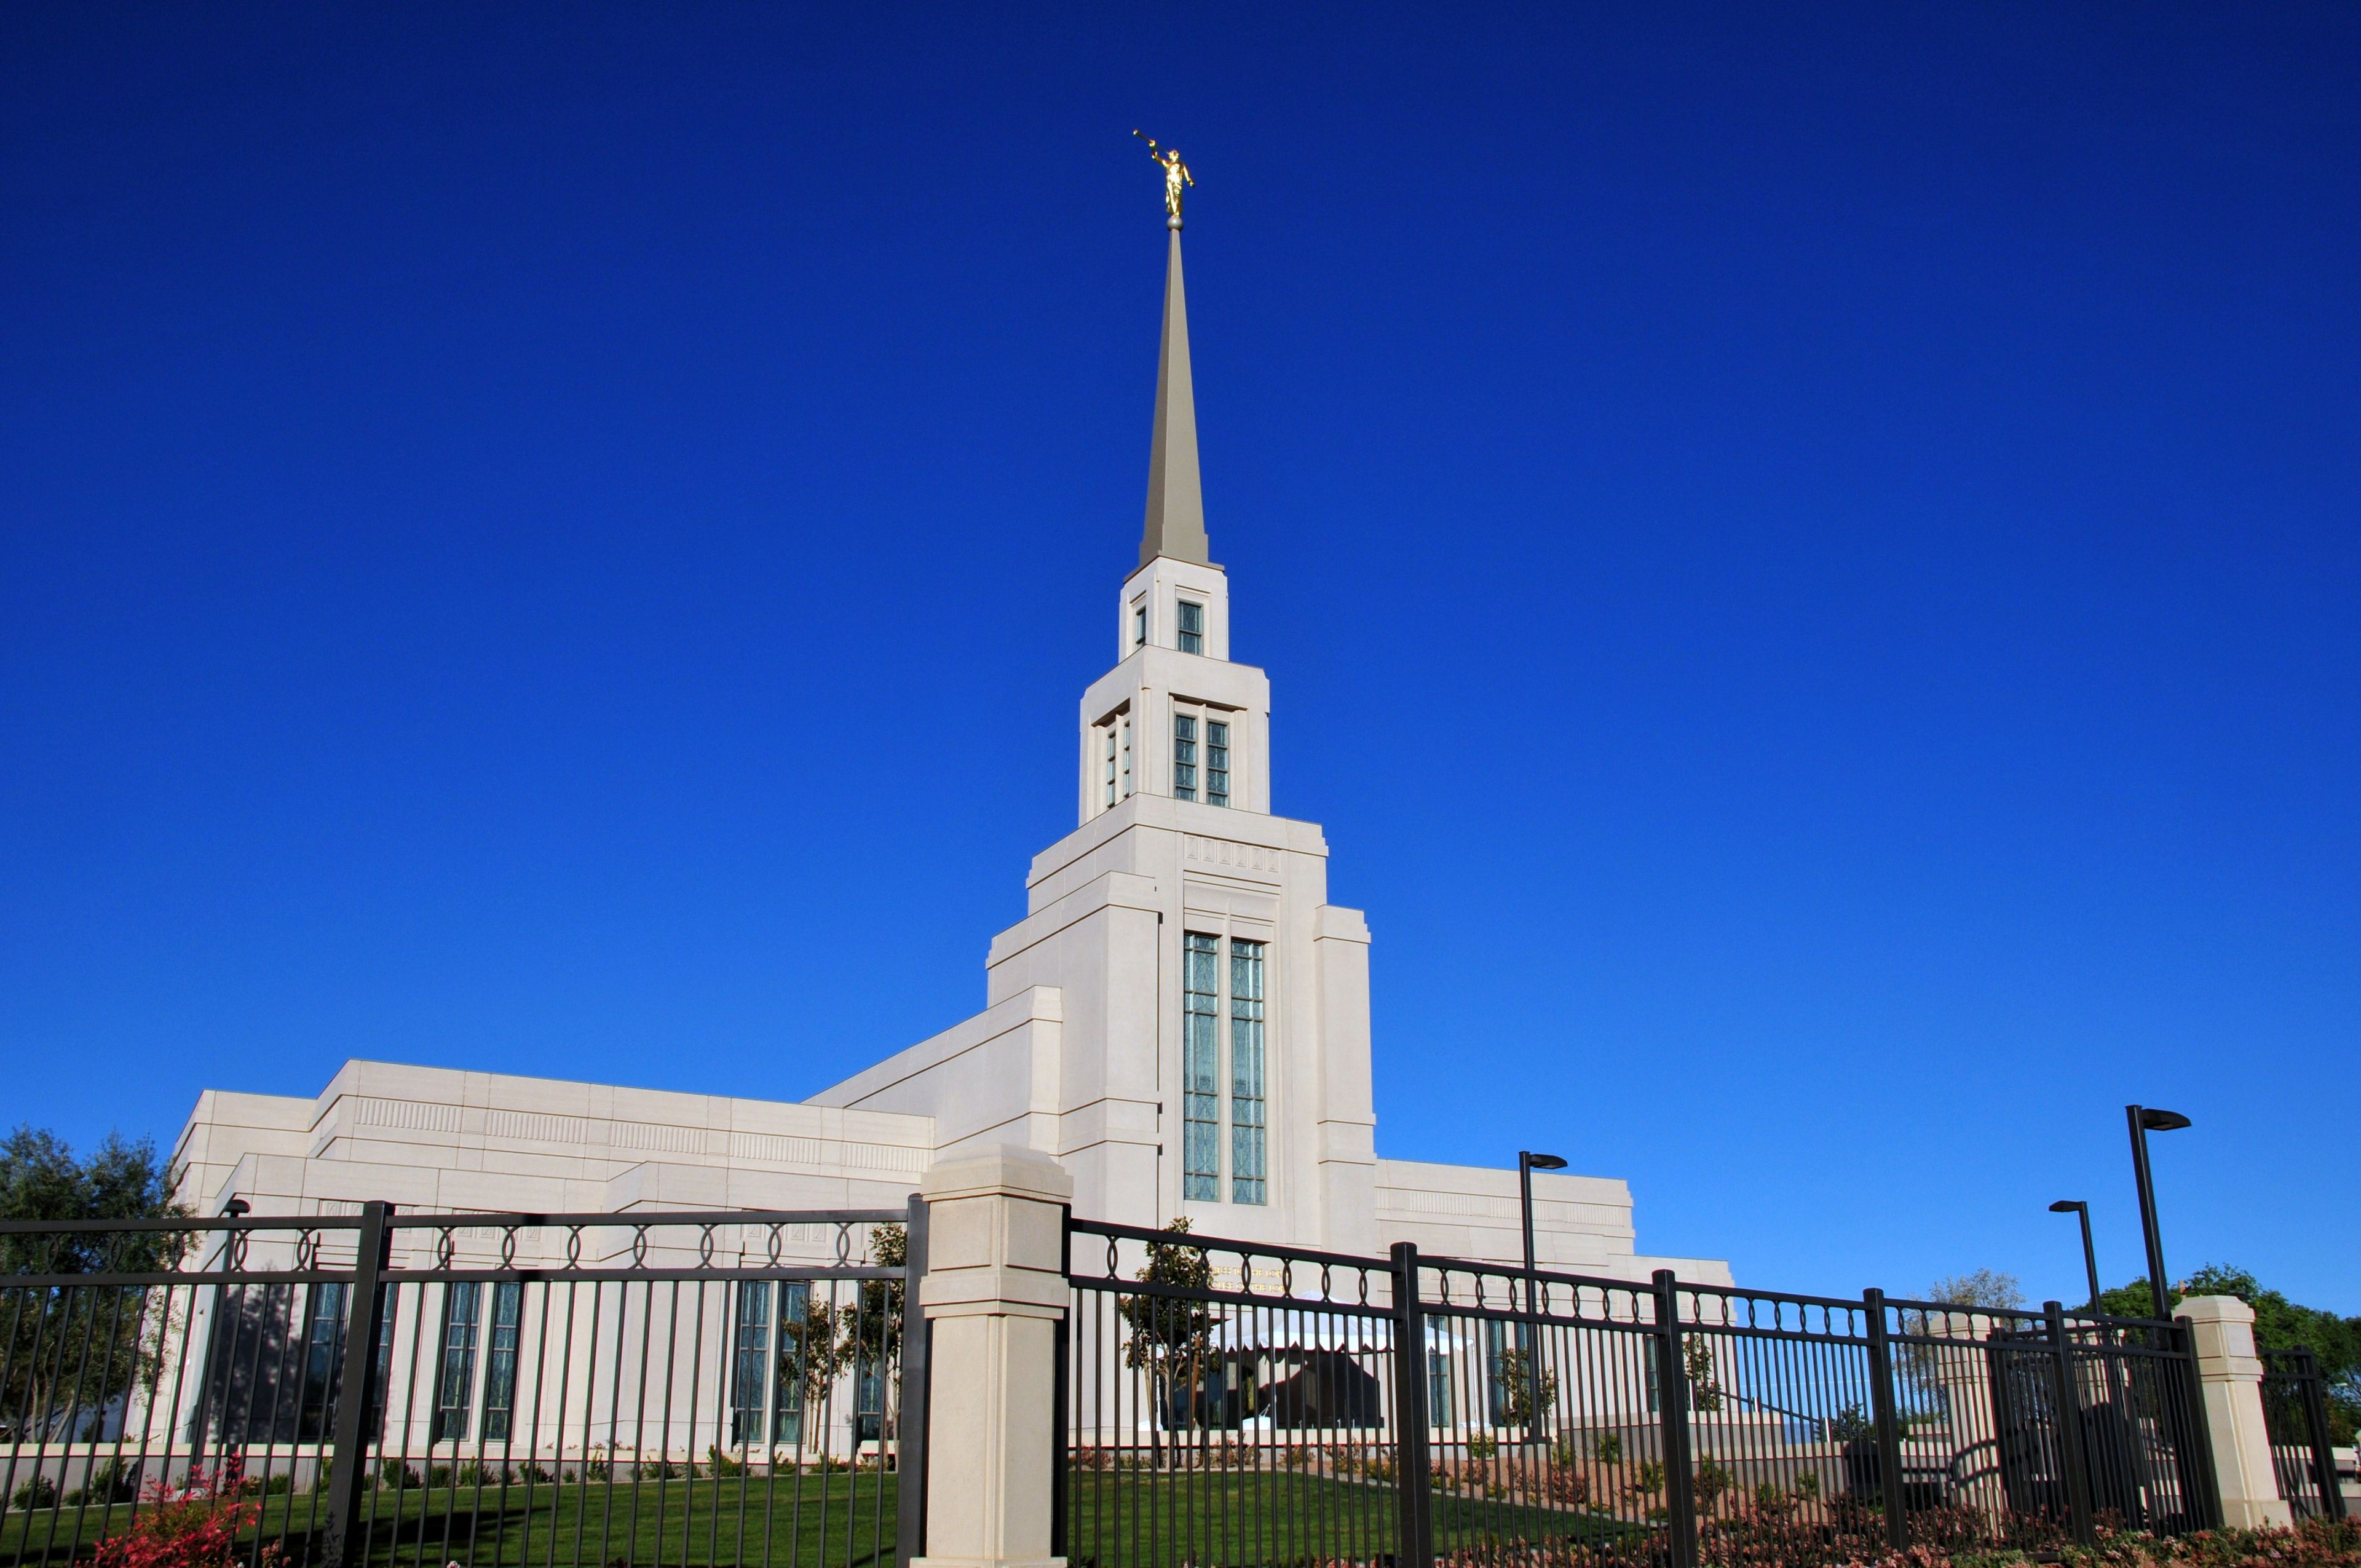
2048,1200,2102,1310
2126,1106,2191,1318
1517,1151,1567,1444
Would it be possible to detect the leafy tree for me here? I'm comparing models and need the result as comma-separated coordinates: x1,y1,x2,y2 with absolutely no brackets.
1927,1270,2025,1311
1681,1336,1724,1414
1494,1344,1560,1426
0,1126,188,1273
1117,1219,1216,1444
2100,1264,2360,1445
0,1127,191,1429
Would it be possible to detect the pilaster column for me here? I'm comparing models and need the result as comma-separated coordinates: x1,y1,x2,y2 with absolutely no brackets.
1925,1311,2007,1520
2175,1294,2293,1529
912,1146,1074,1568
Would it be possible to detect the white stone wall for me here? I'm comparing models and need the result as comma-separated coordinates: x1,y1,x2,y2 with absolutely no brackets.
174,1061,935,1219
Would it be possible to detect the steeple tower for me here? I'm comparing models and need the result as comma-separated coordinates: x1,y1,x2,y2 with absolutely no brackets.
1140,228,1211,568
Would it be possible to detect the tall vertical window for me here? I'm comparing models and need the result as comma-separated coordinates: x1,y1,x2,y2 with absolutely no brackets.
1206,721,1230,807
1229,938,1266,1203
773,1281,812,1444
1428,1348,1454,1425
1180,933,1222,1200
480,1281,522,1440
1177,600,1204,654
731,1282,772,1445
1174,715,1198,801
1120,717,1132,798
1102,726,1118,809
1484,1320,1508,1428
296,1283,346,1441
1133,603,1147,647
431,1282,481,1443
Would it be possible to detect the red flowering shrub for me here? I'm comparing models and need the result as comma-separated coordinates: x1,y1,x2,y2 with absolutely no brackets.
92,1459,283,1568
1423,1517,2361,1568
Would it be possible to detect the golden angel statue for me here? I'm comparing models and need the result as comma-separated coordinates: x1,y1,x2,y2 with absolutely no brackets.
1133,131,1193,224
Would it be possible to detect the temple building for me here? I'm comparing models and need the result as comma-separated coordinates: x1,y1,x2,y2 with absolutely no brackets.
173,208,1728,1289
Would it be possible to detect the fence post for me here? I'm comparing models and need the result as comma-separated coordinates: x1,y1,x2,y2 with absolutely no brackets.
2045,1301,2097,1544
1389,1242,1433,1568
1651,1270,1698,1568
896,1193,933,1567
908,1147,1072,1568
321,1201,391,1568
1862,1289,1911,1551
2176,1295,2295,1528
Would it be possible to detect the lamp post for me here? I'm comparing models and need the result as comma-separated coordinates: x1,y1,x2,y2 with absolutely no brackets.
2048,1200,2103,1311
1517,1151,1567,1444
2126,1106,2191,1318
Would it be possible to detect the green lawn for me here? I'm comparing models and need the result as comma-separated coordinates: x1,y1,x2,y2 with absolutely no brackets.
4,1471,1651,1568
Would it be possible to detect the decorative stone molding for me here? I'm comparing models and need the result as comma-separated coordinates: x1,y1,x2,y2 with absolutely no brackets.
351,1098,461,1133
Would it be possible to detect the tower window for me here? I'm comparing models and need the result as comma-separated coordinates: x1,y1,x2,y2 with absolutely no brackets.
1206,721,1230,807
1121,716,1132,798
1229,938,1267,1204
1103,726,1118,809
1174,714,1198,801
1177,600,1204,655
1133,603,1147,647
1181,933,1221,1201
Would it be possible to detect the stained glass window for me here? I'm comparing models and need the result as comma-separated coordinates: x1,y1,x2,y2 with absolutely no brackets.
1182,932,1221,1199
1229,939,1266,1203
431,1282,480,1443
1174,715,1198,801
480,1282,522,1440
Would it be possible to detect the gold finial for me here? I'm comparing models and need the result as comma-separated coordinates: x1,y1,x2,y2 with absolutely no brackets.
1133,130,1193,228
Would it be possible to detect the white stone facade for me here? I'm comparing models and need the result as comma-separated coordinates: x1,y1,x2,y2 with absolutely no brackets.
173,227,1727,1292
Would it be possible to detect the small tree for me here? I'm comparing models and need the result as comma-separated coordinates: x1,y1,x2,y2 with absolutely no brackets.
1682,1337,1725,1414
1493,1344,1559,1427
1117,1220,1216,1456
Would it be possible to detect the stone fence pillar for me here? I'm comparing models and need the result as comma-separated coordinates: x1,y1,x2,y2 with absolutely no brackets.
911,1146,1072,1568
2175,1294,2293,1529
1925,1310,2007,1520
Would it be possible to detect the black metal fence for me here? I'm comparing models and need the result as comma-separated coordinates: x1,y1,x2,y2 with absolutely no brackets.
0,1203,927,1568
2261,1348,2348,1522
1059,1219,2224,1568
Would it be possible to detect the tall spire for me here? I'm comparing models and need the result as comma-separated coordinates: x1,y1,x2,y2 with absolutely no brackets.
1140,226,1211,568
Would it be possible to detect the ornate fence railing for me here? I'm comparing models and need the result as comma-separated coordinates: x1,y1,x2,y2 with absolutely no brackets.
1059,1218,2219,1568
0,1202,927,1568
2261,1347,2348,1522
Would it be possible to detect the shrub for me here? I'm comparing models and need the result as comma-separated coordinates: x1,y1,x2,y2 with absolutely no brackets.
91,1462,282,1568
377,1460,418,1489
516,1463,555,1485
425,1465,452,1489
706,1445,744,1477
65,1459,138,1507
1465,1433,1497,1462
1592,1431,1623,1466
10,1475,60,1513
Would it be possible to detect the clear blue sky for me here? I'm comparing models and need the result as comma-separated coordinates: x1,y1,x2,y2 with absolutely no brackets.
4,5,2354,1312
